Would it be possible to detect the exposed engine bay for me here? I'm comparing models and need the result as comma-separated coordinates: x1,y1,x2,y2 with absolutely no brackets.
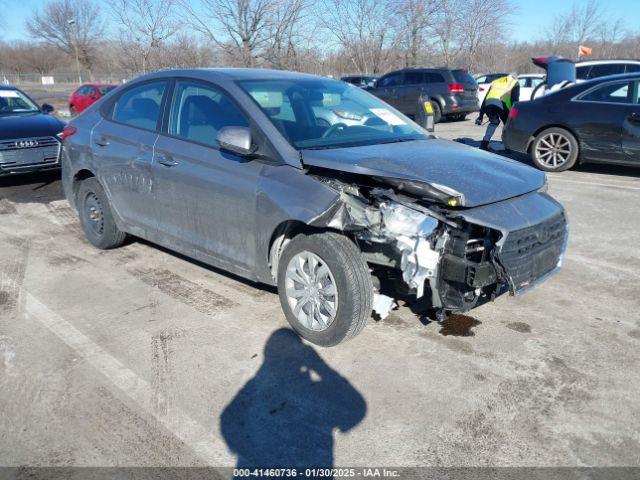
307,167,568,320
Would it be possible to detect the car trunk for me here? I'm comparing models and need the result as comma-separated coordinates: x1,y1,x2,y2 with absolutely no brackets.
452,69,478,100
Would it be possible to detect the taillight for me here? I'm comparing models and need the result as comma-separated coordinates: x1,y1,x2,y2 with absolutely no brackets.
60,125,77,142
508,106,519,121
448,83,464,94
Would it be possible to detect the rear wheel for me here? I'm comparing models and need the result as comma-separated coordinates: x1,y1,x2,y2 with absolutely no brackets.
277,232,373,347
430,101,442,124
77,178,126,249
531,127,578,172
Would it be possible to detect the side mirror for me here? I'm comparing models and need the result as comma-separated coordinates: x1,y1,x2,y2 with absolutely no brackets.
42,103,55,113
216,126,253,156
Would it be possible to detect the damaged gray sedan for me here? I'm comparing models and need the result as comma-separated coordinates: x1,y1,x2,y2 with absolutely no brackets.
61,69,568,346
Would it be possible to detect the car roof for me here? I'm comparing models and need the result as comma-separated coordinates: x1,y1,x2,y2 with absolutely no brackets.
576,59,640,66
0,84,18,90
140,68,326,82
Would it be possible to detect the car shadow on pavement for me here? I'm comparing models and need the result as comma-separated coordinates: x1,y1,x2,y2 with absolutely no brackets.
0,171,64,204
220,328,367,470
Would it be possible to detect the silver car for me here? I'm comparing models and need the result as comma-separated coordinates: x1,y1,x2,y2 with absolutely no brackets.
61,69,568,346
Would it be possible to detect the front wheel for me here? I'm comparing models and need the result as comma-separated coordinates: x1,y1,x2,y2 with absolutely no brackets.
531,127,579,172
277,232,373,347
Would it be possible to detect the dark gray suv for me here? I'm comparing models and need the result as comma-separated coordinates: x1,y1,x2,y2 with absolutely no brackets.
61,68,567,346
368,68,479,123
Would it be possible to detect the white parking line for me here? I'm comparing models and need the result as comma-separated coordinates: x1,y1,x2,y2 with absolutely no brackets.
549,178,640,191
25,292,235,466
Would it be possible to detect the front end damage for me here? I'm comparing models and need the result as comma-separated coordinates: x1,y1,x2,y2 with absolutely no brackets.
309,169,568,319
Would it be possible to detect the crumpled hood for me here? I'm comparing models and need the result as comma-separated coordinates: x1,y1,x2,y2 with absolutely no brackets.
301,139,545,207
0,113,65,141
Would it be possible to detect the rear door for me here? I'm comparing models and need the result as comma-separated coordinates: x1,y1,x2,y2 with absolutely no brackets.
396,70,425,115
91,80,167,235
572,79,634,162
622,80,640,163
152,79,263,272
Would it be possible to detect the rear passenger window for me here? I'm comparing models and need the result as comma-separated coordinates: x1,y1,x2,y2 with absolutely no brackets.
112,81,166,130
403,71,424,85
575,66,590,80
625,64,640,73
424,73,445,83
587,64,625,79
579,81,631,104
169,81,249,147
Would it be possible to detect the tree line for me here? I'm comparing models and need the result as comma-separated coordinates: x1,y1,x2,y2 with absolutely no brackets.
0,0,638,81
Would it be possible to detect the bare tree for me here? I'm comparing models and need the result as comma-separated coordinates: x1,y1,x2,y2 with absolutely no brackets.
544,0,603,58
457,0,512,70
179,0,274,67
26,0,104,77
111,0,180,73
431,0,464,67
263,0,311,70
321,0,397,74
394,0,438,67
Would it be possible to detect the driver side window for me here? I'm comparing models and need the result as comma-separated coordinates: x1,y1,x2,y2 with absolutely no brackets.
168,81,249,147
379,73,401,88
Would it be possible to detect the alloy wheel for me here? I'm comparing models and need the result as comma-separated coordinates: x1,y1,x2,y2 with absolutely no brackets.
84,192,104,236
284,251,338,331
535,132,572,169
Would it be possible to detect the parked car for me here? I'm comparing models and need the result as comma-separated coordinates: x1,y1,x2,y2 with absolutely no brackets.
475,73,508,104
517,74,545,101
368,68,479,123
0,85,65,176
576,59,640,81
69,83,117,115
62,68,567,346
341,75,378,88
503,72,640,172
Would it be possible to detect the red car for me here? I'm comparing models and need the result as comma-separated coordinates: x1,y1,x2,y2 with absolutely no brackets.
69,83,117,115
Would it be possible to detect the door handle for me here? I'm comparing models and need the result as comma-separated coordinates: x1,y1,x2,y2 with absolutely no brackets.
157,153,178,167
95,136,110,147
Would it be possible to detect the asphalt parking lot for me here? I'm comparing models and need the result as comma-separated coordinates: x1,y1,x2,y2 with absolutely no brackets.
1,118,639,468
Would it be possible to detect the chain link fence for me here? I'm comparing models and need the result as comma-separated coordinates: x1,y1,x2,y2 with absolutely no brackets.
1,72,133,88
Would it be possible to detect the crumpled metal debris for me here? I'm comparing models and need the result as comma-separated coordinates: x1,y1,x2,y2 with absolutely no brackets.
372,293,397,320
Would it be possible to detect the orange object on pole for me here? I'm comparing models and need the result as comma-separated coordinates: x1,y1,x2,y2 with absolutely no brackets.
579,45,593,56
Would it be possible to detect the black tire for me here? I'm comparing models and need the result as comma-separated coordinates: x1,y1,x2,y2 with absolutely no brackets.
430,100,442,124
531,127,579,172
447,113,467,122
77,178,126,249
277,231,373,347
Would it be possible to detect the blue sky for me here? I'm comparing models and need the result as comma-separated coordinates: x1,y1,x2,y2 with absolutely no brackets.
1,0,638,43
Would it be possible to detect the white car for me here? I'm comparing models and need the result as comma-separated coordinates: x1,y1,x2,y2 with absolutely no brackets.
474,73,507,105
575,59,640,82
517,74,545,101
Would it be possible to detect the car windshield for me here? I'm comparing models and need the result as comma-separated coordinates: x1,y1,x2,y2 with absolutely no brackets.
0,89,40,115
237,78,428,150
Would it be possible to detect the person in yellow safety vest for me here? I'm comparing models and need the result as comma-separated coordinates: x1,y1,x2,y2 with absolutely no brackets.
475,73,520,151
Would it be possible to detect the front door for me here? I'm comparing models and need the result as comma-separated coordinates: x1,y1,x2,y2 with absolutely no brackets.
152,80,263,273
571,80,634,163
91,80,167,235
373,73,402,110
622,80,640,163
